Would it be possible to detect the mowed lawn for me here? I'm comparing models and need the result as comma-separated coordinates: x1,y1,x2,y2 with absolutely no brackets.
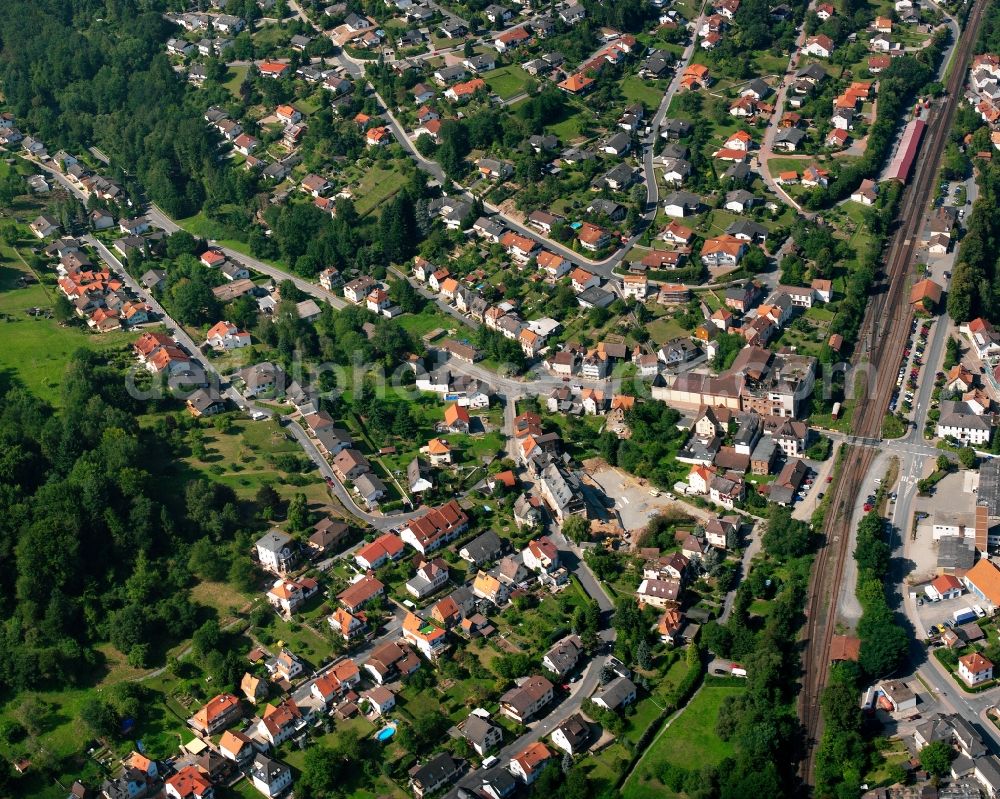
223,64,248,98
179,417,331,505
0,265,135,404
483,65,532,100
646,316,690,345
173,208,267,262
621,683,743,799
354,165,409,216
620,75,665,109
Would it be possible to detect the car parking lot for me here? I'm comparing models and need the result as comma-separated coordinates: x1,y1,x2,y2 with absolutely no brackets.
912,589,983,638
891,318,932,417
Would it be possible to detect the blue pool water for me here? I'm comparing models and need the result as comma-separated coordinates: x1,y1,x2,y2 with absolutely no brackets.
377,725,396,742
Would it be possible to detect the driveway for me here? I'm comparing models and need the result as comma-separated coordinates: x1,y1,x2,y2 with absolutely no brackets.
285,418,425,530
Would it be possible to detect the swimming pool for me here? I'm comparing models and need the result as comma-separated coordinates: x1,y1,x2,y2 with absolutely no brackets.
376,724,396,742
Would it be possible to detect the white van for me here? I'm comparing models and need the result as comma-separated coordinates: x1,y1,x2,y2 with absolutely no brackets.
481,756,498,770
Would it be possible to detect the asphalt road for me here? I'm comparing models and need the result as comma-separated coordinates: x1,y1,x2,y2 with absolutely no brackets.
445,533,616,798
757,0,819,213
73,211,418,533
285,417,425,530
290,604,407,705
142,203,349,310
852,177,995,743
642,0,709,211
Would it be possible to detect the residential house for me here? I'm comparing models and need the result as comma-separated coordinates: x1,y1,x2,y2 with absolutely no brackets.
513,494,544,530
460,530,504,567
528,210,563,234
365,641,421,684
851,179,879,205
803,34,834,57
774,128,806,151
354,472,388,510
426,437,453,466
405,559,450,598
407,457,434,494
959,652,994,686
473,570,509,605
481,770,518,799
266,577,319,616
189,693,241,736
328,607,367,640
460,714,503,756
663,191,701,217
636,577,681,607
590,676,637,711
500,231,539,261
165,766,213,799
936,400,991,445
509,742,553,785
495,27,531,52
400,500,470,554
701,234,748,267
30,215,60,238
255,530,297,575
725,189,759,213
268,650,305,684
621,274,649,300
500,676,554,723
551,714,590,755
206,320,251,351
409,753,462,799
705,516,738,549
362,685,396,716
542,635,583,678
402,612,449,660
559,3,586,24
344,275,377,303
250,755,292,798
445,78,487,102
537,464,585,523
333,448,371,481
926,574,964,601
219,730,255,765
186,388,225,418
241,672,268,705
658,608,686,645
337,574,385,613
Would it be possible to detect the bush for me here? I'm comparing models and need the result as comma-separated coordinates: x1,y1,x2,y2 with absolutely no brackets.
805,434,832,460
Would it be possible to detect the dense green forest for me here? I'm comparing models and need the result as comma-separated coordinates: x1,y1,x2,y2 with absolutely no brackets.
945,0,1000,323
812,509,908,799
0,351,246,690
0,0,224,218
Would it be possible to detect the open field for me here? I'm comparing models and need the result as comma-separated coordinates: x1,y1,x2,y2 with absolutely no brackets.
173,209,269,262
0,262,136,404
178,417,332,505
353,165,410,216
621,682,744,799
483,65,532,100
223,65,248,98
620,75,666,108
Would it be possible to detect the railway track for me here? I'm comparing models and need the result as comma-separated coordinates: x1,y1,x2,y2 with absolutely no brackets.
798,0,989,784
